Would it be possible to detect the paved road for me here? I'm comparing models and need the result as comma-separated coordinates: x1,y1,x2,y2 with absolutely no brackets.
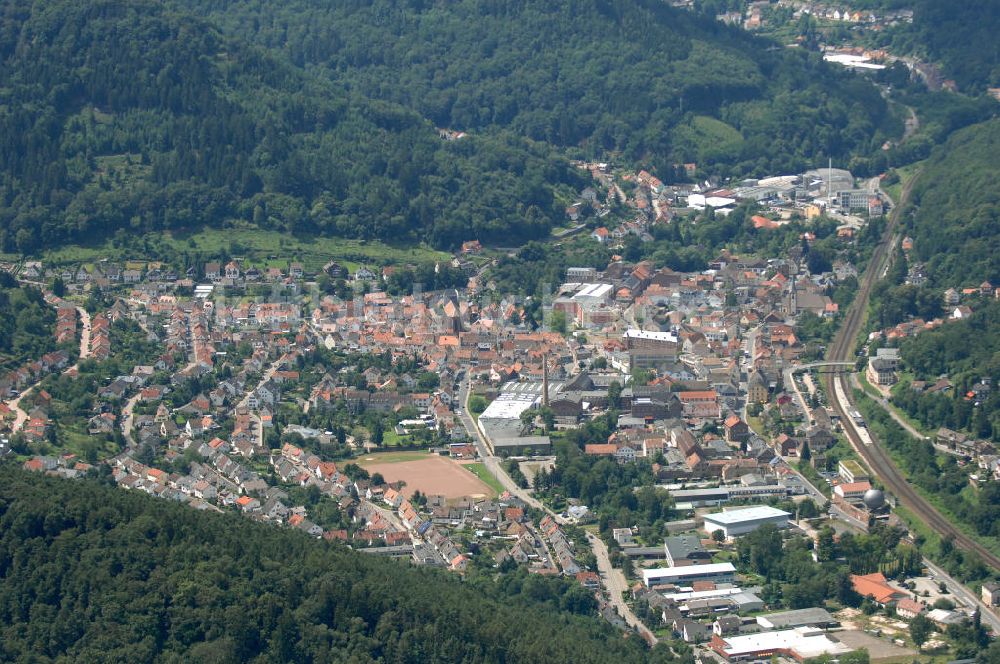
828,502,999,633
848,374,925,441
924,558,1000,633
865,393,966,458
847,375,966,459
373,503,412,539
75,306,92,362
121,391,142,449
588,531,659,645
237,354,289,447
783,366,811,420
879,400,923,439
830,503,870,531
823,168,1000,577
7,388,35,433
6,300,92,432
782,460,830,508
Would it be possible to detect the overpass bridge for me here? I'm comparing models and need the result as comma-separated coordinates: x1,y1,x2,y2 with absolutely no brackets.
789,361,855,373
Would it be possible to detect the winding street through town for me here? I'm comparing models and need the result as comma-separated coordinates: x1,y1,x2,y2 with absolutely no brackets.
458,378,659,645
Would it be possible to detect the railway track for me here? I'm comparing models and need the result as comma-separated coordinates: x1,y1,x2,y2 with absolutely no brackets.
821,172,1000,573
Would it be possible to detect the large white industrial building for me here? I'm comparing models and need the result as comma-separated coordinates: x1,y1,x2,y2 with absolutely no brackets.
702,506,791,538
711,627,852,662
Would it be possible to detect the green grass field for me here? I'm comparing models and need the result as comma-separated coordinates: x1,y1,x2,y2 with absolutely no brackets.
683,115,745,162
691,115,744,146
356,450,433,465
464,463,505,495
41,227,451,272
380,429,411,447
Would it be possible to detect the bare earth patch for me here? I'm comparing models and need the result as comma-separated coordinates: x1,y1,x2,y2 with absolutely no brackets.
362,455,493,500
833,630,915,661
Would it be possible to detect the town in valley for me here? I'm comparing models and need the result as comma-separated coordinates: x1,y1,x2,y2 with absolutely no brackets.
3,153,997,662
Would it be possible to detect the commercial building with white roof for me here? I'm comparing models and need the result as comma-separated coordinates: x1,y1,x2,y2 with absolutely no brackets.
642,562,736,588
710,627,853,661
702,506,791,538
571,283,614,307
476,382,559,454
623,329,678,344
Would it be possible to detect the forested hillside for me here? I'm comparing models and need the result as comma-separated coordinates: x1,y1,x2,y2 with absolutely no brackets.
0,0,901,254
0,271,57,371
894,299,1000,441
171,0,897,177
905,118,1000,287
908,0,1000,92
0,0,583,252
0,467,676,663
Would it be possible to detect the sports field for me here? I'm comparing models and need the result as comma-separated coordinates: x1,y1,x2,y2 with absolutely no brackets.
359,453,495,499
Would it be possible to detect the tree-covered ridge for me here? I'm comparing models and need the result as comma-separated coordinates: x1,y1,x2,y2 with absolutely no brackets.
0,0,583,252
0,466,676,663
169,0,897,176
905,118,1000,288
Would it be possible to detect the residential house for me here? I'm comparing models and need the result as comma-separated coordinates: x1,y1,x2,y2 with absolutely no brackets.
896,598,925,619
983,582,1000,607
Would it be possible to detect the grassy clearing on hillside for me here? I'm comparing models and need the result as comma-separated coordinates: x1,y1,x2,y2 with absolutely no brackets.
41,228,451,271
885,160,923,206
691,115,744,145
673,115,745,163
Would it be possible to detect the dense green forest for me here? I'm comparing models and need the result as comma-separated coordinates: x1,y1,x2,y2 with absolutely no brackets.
169,0,897,177
733,523,920,607
0,466,677,663
904,119,1000,288
0,0,586,252
0,271,57,371
0,0,903,253
532,413,676,543
900,300,1000,383
905,0,1000,92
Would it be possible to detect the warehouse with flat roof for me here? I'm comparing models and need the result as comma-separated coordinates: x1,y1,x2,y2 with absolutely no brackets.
838,459,869,484
755,607,839,630
476,385,556,454
642,562,736,588
702,506,791,538
663,535,712,567
710,627,852,662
